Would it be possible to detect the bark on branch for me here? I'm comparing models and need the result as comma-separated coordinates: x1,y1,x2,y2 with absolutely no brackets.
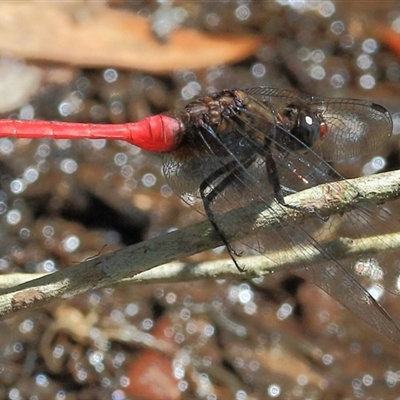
1,169,400,318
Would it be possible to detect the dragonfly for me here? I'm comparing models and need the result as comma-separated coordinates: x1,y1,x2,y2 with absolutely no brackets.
1,87,399,341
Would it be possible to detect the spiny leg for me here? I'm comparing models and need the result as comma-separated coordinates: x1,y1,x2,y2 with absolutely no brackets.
200,157,255,272
264,144,285,204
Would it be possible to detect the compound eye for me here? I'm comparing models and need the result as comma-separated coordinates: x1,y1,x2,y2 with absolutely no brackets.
296,110,321,147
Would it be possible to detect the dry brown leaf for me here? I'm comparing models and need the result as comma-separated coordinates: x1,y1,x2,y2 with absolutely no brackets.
0,3,261,73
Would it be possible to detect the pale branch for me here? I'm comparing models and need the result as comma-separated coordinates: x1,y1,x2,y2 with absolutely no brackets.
0,169,400,318
2,232,400,288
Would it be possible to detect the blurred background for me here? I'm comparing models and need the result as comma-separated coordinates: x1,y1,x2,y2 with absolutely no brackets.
1,1,400,399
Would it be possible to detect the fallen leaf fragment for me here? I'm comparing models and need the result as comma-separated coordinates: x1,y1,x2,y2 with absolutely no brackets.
0,3,261,73
0,58,42,113
370,23,400,58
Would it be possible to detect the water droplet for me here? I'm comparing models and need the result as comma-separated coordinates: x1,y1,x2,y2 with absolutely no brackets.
125,303,139,316
322,353,334,365
10,179,26,194
181,81,201,100
235,389,248,400
0,138,14,155
142,173,156,188
205,12,220,27
19,228,30,239
36,143,50,158
19,104,35,120
62,235,80,252
235,5,250,21
359,74,376,89
362,38,378,54
35,373,49,387
141,318,154,330
330,20,344,35
114,153,128,167
91,139,107,149
310,65,326,80
6,209,21,225
42,225,54,238
277,303,293,320
362,374,374,386
357,54,373,70
103,68,118,83
331,73,345,88
319,1,335,17
39,259,56,273
311,49,325,63
252,63,266,78
267,384,281,397
24,167,39,183
19,319,34,334
60,158,78,174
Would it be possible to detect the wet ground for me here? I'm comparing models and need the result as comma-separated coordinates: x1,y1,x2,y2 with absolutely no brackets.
1,1,400,399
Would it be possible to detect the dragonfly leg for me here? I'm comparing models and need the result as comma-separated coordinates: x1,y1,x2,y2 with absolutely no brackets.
265,146,286,204
200,158,254,272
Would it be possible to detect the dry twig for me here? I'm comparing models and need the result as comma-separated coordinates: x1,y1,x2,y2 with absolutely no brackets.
0,170,400,318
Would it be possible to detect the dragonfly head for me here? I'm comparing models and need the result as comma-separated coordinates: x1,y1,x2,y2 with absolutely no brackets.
291,109,322,148
278,103,327,152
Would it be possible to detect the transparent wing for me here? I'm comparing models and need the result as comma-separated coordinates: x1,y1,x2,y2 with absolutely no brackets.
309,97,392,161
243,87,393,162
243,86,311,103
297,255,400,342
